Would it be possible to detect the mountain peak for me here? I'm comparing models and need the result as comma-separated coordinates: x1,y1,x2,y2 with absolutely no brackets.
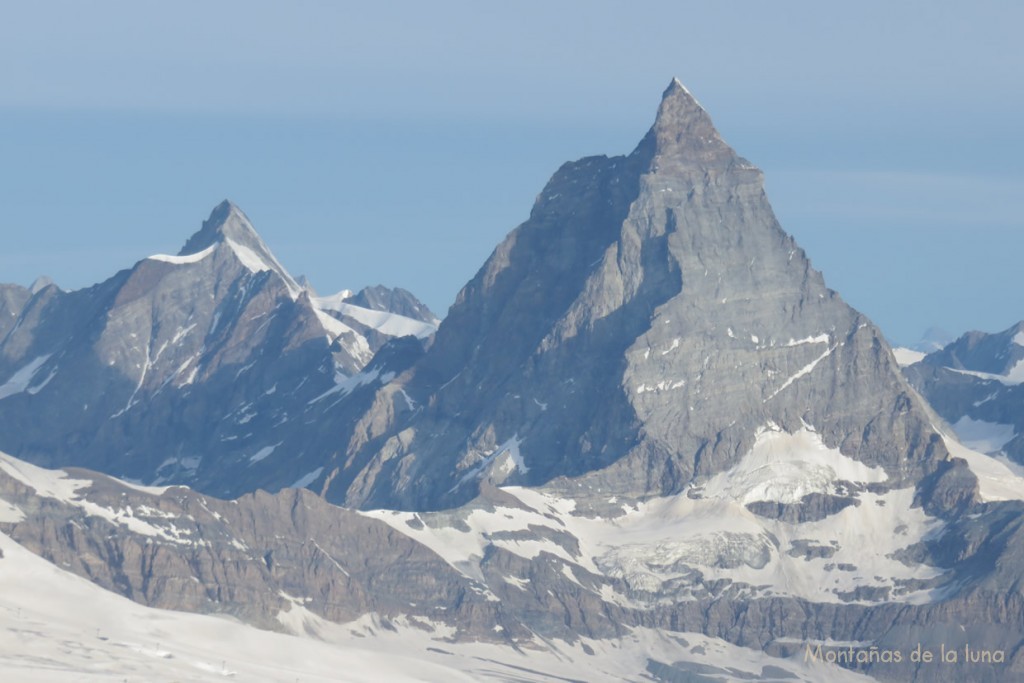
29,275,56,294
642,78,736,169
208,197,243,221
664,76,693,97
178,200,258,256
657,77,706,118
176,201,301,296
343,285,440,324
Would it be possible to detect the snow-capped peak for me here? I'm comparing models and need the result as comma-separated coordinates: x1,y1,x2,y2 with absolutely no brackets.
169,201,302,297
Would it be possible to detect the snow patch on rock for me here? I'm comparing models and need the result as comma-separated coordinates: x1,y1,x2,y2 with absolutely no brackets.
0,355,52,400
699,425,888,505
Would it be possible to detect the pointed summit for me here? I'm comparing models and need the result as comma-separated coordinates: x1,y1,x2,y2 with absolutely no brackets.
29,275,56,294
656,77,709,125
178,200,259,256
642,77,737,170
177,200,301,296
665,76,695,98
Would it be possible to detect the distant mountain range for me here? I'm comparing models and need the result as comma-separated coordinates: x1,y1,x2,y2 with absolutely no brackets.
0,200,436,496
910,326,957,354
1,79,1023,682
903,321,1024,465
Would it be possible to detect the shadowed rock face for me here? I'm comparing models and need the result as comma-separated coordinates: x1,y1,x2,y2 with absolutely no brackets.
322,79,951,513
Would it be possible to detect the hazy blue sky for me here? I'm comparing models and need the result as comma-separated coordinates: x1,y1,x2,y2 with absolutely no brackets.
1,1,1021,344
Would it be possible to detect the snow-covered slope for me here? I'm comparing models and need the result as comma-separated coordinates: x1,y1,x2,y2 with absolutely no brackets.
0,530,871,683
0,448,874,683
365,422,951,607
3,438,1018,680
892,347,926,367
1,405,1021,682
0,530,476,683
313,292,438,339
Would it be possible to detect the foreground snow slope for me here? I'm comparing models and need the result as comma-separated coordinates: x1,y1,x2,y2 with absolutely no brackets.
0,527,872,682
0,531,477,683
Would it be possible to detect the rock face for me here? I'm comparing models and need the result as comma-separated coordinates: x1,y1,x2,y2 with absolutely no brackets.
904,321,1024,463
0,201,437,497
320,79,950,513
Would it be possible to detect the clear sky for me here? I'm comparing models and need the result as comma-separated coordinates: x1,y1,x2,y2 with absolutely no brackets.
1,1,1021,345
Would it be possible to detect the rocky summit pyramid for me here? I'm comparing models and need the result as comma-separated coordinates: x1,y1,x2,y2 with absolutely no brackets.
320,79,955,514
